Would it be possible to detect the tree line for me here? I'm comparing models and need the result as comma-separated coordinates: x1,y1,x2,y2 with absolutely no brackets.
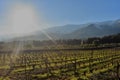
31,33,120,46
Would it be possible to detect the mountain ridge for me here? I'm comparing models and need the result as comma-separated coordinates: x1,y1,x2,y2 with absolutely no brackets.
12,19,120,41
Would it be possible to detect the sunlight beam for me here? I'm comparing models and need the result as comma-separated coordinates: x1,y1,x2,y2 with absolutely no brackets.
6,3,41,36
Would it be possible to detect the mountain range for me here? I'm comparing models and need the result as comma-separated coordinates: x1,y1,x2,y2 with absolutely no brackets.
13,19,120,41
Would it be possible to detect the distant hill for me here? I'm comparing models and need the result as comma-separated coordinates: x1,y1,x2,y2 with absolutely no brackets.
13,19,120,41
44,24,89,34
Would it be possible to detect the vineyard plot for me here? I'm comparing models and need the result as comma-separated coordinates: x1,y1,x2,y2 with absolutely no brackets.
0,48,119,80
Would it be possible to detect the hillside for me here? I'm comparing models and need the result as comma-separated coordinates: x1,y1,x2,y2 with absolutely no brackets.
13,19,120,41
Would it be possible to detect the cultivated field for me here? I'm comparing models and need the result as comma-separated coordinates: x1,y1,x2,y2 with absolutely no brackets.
0,45,120,80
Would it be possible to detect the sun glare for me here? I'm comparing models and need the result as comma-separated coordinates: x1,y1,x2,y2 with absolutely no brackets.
7,3,40,36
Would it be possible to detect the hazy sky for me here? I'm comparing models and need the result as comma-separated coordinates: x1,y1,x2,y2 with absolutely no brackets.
0,0,120,36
